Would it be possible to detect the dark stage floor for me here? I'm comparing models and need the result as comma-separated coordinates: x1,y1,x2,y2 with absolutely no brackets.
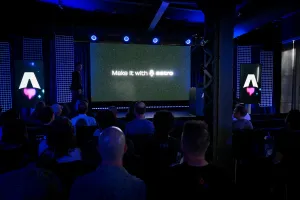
116,110,196,119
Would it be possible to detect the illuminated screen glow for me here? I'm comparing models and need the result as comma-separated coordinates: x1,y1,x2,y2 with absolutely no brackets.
90,43,191,102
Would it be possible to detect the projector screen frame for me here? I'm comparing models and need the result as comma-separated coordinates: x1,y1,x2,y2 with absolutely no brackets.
89,42,191,103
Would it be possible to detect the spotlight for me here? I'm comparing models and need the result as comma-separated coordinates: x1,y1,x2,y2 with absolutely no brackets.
152,38,159,44
123,36,130,42
185,39,191,45
90,35,97,41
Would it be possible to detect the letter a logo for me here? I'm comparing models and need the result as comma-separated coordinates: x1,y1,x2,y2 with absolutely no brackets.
19,72,41,89
243,74,258,88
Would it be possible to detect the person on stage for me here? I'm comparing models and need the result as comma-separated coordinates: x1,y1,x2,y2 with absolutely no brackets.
70,62,83,107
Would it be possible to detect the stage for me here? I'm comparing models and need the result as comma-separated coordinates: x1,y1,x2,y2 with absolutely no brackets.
116,110,196,119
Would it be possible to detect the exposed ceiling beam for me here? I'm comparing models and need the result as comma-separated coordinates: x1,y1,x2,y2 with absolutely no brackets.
148,1,169,31
234,6,298,38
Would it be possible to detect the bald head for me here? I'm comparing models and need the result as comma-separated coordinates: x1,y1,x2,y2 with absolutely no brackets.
98,126,126,162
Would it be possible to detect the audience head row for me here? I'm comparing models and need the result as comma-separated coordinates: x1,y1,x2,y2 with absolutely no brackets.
233,104,248,119
182,120,209,158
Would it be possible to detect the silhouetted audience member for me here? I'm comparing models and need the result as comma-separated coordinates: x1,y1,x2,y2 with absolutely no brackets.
75,118,88,126
30,101,46,121
93,110,117,136
274,110,300,162
272,110,300,199
232,105,253,130
70,127,146,200
0,109,20,140
92,110,139,175
0,119,29,172
36,106,55,138
144,110,181,198
109,106,126,131
81,110,116,170
125,102,154,135
2,119,28,145
71,101,96,126
125,102,136,122
232,103,251,121
108,106,118,117
38,119,90,199
285,110,300,130
144,111,181,172
39,106,55,125
0,165,62,200
164,120,233,199
51,104,64,120
0,109,19,124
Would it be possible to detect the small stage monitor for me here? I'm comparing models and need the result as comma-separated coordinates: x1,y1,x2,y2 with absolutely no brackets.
14,60,45,108
239,64,261,104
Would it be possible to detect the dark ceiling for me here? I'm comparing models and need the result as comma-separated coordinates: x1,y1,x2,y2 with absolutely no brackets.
2,0,300,40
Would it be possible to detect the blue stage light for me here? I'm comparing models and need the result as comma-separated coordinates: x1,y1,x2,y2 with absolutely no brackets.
30,62,35,66
90,35,97,41
152,38,159,44
185,39,191,45
123,36,130,42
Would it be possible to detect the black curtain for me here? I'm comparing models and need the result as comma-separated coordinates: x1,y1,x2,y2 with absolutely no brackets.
43,35,56,104
74,42,90,102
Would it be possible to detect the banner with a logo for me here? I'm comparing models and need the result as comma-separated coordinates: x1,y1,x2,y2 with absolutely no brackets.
14,61,44,108
239,64,261,104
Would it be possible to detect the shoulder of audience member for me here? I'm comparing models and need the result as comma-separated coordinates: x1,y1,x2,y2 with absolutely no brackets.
137,179,146,193
168,163,185,173
89,116,97,122
126,119,137,126
70,171,96,194
147,119,154,124
131,174,145,183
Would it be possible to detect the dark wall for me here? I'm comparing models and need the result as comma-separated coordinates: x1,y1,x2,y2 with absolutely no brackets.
282,12,300,42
